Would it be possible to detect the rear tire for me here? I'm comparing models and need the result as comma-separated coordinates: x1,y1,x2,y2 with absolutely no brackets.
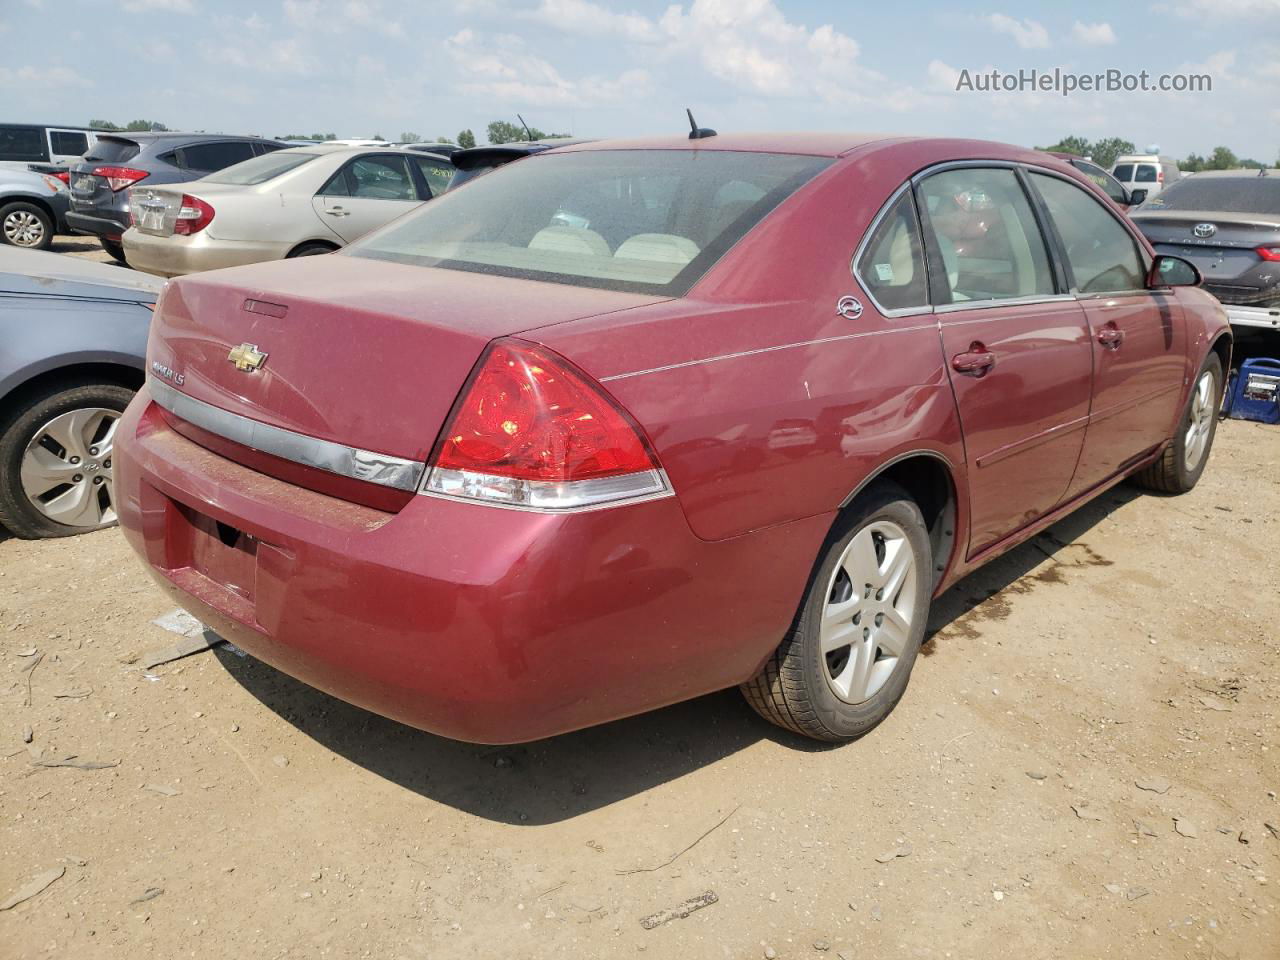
0,381,134,539
1132,352,1223,494
741,480,932,742
100,237,127,264
287,242,337,258
0,201,54,250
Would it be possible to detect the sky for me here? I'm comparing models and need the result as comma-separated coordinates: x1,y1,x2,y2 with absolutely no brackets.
1,0,1277,161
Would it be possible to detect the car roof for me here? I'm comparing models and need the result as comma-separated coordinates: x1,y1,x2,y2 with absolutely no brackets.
97,132,279,144
274,143,449,159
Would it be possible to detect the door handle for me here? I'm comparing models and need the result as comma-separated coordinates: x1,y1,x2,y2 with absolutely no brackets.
324,207,349,217
1097,323,1125,349
951,343,996,377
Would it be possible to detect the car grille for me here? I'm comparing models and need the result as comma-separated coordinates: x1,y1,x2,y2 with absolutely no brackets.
1203,282,1280,308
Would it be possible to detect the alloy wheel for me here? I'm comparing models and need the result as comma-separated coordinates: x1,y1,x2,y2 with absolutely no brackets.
3,209,46,247
820,520,918,704
1183,369,1215,472
19,407,119,527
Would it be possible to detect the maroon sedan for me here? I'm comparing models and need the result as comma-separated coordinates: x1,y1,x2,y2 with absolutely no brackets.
115,134,1229,743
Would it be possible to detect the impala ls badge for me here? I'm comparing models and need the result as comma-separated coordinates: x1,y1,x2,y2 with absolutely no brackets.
228,343,268,372
1193,223,1216,238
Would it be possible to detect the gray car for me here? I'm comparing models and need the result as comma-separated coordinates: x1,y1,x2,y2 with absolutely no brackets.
67,132,284,263
0,168,71,250
0,248,161,539
1131,170,1280,332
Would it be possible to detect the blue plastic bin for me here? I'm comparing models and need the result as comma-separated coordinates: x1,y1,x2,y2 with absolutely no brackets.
1224,358,1280,424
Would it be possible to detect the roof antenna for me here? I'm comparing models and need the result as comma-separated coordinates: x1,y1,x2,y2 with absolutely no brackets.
686,107,716,140
517,114,534,142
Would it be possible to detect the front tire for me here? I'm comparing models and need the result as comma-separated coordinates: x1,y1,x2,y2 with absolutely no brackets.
741,480,932,742
1133,352,1223,494
0,201,54,250
0,381,134,539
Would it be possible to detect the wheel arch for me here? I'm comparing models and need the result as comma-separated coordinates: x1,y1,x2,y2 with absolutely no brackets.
286,238,340,257
1,360,144,427
1208,330,1232,383
837,450,960,594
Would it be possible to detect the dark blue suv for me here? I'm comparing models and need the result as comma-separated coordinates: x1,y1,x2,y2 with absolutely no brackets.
67,132,283,262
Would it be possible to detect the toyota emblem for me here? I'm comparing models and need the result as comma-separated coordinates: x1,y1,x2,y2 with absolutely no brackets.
1192,223,1216,238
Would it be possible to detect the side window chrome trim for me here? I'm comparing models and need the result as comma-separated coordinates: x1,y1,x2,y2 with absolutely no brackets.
934,294,1077,314
849,181,934,319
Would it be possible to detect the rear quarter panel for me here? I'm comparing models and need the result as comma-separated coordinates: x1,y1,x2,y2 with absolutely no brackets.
531,150,967,544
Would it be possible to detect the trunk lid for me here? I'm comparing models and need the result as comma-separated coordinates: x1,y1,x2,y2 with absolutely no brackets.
131,181,244,236
1134,210,1280,282
148,254,668,467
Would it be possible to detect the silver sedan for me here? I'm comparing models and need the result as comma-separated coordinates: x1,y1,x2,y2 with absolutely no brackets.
121,145,455,277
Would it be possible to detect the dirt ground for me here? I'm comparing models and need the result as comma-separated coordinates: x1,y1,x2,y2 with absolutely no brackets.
2,408,1278,959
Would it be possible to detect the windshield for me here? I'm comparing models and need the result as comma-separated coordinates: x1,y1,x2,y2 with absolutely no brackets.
1144,177,1280,215
204,151,317,185
348,149,832,295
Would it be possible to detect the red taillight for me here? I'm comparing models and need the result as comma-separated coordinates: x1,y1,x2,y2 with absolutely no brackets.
424,340,668,509
1157,170,1164,183
1258,246,1280,262
55,171,70,185
173,194,214,235
93,165,149,191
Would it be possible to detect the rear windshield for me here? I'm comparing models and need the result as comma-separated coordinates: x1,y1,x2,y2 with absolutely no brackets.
349,150,832,295
0,125,48,162
203,151,318,185
1134,164,1158,183
85,137,141,163
1144,177,1280,215
1112,163,1134,182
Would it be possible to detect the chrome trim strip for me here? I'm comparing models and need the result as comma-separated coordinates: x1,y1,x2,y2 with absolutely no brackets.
934,294,1076,314
148,377,426,492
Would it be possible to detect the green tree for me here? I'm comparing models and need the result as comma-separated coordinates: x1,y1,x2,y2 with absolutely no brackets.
1207,146,1238,170
1181,153,1206,172
124,119,168,132
486,119,569,144
457,128,476,149
435,135,455,145
1040,135,1091,157
1088,137,1135,170
1239,157,1266,170
399,131,421,143
88,119,122,131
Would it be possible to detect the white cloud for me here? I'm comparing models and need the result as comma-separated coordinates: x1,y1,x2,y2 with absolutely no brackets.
200,36,317,75
0,64,86,87
1162,0,1280,16
445,28,650,105
524,0,658,41
283,0,402,37
985,13,1050,49
121,0,194,11
1072,21,1116,45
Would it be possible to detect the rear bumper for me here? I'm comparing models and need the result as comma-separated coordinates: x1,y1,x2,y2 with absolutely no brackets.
66,209,128,240
1225,304,1280,331
115,386,828,743
122,228,290,278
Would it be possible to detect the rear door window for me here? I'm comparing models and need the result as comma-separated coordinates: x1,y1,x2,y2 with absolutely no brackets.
345,155,416,200
917,167,1056,303
49,130,89,156
1134,164,1158,183
409,156,455,197
0,125,49,162
1030,172,1146,294
177,140,257,172
1112,163,1134,182
854,191,929,311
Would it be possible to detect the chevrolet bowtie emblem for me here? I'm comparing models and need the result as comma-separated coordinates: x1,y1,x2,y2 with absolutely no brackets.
228,343,268,372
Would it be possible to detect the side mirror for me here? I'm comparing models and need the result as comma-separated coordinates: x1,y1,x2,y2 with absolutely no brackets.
1148,254,1201,288
1129,188,1148,205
